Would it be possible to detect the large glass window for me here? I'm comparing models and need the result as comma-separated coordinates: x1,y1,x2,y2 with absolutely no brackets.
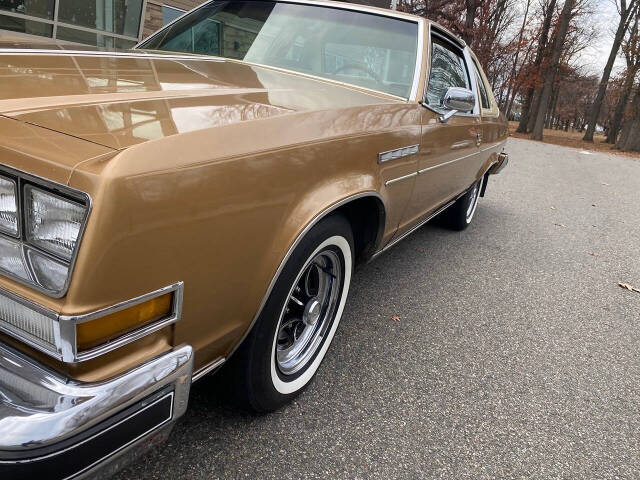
0,0,143,48
425,38,471,107
471,60,490,110
140,1,419,99
57,0,142,37
0,12,52,37
0,0,54,20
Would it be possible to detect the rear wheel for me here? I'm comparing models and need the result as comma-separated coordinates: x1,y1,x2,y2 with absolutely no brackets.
230,214,353,412
439,177,483,231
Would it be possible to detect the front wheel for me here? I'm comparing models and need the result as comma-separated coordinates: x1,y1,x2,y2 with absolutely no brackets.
439,177,483,231
230,214,353,412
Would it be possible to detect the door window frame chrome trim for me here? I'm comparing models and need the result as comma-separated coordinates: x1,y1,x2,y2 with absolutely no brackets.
422,25,480,118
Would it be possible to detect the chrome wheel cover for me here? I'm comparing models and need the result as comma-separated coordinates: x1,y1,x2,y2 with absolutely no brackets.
465,178,482,223
275,249,343,376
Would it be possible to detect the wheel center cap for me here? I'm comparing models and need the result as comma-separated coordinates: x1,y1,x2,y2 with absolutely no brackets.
303,298,321,326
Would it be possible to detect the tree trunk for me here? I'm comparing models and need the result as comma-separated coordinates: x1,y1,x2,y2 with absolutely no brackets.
504,0,531,117
617,85,640,150
516,87,534,132
515,0,556,133
462,0,481,45
583,0,637,141
532,0,575,140
606,67,637,143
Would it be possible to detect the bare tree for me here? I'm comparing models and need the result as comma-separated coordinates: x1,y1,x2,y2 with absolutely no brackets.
503,0,532,116
516,0,557,133
532,0,576,140
607,14,640,142
582,0,638,141
616,80,640,150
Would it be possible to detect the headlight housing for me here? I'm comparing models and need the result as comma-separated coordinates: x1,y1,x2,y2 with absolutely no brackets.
0,165,90,297
0,176,18,236
25,186,87,261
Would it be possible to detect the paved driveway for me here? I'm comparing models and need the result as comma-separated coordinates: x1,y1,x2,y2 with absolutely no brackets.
116,138,640,479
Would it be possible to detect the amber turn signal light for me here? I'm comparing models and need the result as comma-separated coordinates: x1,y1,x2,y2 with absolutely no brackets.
76,293,173,351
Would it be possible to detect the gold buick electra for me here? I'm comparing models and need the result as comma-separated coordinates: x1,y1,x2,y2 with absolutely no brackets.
0,1,508,478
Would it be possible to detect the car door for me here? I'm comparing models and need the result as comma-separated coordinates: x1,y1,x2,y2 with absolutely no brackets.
399,32,482,232
469,51,508,164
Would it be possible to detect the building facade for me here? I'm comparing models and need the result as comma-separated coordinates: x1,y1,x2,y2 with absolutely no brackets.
0,1,392,48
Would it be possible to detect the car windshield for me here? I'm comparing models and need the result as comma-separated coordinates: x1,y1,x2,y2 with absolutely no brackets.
138,1,419,99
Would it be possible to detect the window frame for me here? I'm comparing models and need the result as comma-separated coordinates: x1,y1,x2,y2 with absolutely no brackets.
0,0,147,48
422,25,479,118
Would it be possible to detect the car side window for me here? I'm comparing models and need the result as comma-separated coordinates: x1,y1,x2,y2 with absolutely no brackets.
471,60,490,110
425,38,471,108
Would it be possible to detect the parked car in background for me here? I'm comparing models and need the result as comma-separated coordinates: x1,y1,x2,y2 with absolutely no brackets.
0,1,508,478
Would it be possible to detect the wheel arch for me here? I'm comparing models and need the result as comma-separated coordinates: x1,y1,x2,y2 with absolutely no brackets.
224,191,386,363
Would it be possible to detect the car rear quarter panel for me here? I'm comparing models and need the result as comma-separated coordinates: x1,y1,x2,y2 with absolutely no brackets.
65,102,421,376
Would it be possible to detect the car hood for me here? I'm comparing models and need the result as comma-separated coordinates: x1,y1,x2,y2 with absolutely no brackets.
0,45,396,150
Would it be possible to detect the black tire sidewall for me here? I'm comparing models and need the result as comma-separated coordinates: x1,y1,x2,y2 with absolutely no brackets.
235,214,354,412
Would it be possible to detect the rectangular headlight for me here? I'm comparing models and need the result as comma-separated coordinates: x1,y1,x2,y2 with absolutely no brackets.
0,176,18,236
24,185,87,261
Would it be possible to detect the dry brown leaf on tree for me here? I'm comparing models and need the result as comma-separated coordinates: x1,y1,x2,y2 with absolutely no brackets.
618,282,640,294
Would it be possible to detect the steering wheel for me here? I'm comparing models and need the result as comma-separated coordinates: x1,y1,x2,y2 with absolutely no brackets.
333,62,380,82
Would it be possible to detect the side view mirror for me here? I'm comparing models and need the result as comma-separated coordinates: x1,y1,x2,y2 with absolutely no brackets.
439,87,475,123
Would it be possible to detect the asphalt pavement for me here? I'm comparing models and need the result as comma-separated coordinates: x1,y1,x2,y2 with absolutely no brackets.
115,138,640,479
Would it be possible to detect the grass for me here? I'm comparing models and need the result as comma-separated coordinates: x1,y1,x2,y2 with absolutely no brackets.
508,121,640,159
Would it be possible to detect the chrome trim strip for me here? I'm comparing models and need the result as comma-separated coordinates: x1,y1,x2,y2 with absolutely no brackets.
0,48,226,62
410,19,425,101
4,393,174,467
385,171,418,186
375,198,458,257
417,150,480,174
192,357,226,382
0,163,91,299
378,144,420,163
225,192,386,362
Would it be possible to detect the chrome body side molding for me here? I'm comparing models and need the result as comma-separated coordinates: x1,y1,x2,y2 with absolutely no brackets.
192,357,226,382
385,171,418,186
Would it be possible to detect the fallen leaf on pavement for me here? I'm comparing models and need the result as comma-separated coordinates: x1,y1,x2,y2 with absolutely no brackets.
553,223,567,228
619,282,640,294
391,315,400,322
592,204,597,207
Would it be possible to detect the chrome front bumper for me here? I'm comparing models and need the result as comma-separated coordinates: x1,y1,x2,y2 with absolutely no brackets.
0,342,193,479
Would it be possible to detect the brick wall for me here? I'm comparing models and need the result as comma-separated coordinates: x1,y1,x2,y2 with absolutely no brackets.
143,0,202,38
